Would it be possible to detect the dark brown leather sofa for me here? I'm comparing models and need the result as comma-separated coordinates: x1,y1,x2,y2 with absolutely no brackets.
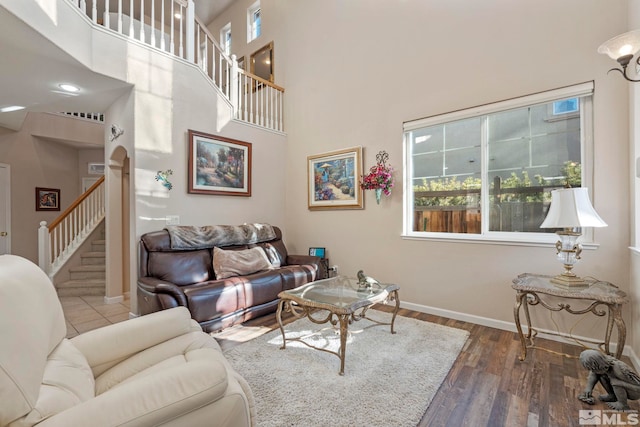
138,226,325,332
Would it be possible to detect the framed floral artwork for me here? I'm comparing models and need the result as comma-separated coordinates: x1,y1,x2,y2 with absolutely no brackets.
307,147,363,210
188,130,252,196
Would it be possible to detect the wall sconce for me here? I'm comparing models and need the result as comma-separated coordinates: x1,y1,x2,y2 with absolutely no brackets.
539,188,607,288
598,29,640,82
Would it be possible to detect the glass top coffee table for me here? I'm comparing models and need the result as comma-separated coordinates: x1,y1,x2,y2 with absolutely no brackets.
276,275,400,375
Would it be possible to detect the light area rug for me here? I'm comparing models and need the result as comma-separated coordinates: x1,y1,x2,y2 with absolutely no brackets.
222,315,469,427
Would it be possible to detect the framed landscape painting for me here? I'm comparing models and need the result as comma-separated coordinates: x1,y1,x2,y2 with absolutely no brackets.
307,147,363,210
188,130,252,196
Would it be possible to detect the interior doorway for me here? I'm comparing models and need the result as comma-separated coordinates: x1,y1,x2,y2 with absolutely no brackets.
82,177,100,192
0,163,10,255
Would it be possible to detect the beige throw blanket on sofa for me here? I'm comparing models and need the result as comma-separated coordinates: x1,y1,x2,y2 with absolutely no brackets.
165,223,276,249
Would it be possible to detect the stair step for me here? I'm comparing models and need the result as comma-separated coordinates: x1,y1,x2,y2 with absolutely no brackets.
69,264,105,280
56,279,105,297
92,240,105,251
81,251,106,265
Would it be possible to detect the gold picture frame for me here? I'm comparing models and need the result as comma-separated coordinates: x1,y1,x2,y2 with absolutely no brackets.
307,147,364,210
250,41,274,83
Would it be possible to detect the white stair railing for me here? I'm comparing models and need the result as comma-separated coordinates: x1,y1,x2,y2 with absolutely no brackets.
38,176,105,278
235,67,285,132
57,112,105,123
67,0,284,132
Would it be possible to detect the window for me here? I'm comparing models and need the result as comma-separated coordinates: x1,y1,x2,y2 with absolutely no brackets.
220,23,231,56
247,1,261,42
403,82,594,244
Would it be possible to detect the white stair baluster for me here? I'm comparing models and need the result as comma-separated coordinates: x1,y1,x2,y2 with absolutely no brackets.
267,86,272,129
170,0,175,54
104,0,110,29
117,0,122,34
160,0,166,51
185,0,194,62
129,0,134,38
196,26,201,68
150,0,155,47
179,3,184,58
250,77,254,123
139,0,145,43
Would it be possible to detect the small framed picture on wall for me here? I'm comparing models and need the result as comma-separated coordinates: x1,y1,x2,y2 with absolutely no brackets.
35,187,60,211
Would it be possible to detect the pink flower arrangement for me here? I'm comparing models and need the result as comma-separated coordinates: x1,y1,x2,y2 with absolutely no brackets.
360,152,394,196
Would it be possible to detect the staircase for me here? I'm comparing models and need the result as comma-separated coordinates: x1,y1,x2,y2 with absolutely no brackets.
55,227,106,297
70,0,285,132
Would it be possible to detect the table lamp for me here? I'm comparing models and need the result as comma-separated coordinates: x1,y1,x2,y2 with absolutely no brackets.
539,188,607,288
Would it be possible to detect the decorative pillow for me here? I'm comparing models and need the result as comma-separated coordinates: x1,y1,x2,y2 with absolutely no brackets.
261,244,282,268
213,246,273,279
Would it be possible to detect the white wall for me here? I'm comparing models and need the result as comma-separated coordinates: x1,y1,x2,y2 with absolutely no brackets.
258,0,631,343
208,0,274,77
93,16,288,310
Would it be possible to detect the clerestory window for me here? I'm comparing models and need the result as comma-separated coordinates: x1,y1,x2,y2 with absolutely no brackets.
403,82,595,245
247,1,261,42
221,23,231,56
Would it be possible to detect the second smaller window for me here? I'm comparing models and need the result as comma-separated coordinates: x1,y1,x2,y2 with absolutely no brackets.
220,23,231,56
247,1,261,42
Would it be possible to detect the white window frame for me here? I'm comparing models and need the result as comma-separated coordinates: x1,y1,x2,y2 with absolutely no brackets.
247,1,261,42
220,23,231,56
402,82,596,247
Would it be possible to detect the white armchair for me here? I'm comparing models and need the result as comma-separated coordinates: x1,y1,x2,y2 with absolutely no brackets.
0,255,255,427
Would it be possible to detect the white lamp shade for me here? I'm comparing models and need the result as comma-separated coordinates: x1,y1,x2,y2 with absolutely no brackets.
598,29,640,61
540,188,607,228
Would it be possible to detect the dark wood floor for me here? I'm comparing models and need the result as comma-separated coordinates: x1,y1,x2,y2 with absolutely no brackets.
217,305,639,427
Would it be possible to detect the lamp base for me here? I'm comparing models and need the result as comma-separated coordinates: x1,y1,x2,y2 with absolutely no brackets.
550,273,589,289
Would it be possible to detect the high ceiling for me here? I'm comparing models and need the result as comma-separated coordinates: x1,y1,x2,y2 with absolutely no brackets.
0,1,234,132
194,0,236,26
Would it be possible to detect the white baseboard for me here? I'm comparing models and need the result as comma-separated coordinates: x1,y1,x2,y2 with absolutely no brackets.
400,301,640,371
628,347,640,372
103,295,123,304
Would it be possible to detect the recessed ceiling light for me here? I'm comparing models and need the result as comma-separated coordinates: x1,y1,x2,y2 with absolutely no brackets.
59,83,80,93
0,105,25,113
174,13,181,19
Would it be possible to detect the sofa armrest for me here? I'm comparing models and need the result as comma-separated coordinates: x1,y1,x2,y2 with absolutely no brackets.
71,307,201,371
286,254,325,279
138,277,188,308
37,353,241,427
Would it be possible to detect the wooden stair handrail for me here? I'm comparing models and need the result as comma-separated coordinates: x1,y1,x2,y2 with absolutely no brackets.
48,176,105,231
192,15,284,93
238,68,285,92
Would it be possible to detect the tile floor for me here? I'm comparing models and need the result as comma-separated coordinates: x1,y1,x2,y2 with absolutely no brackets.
59,295,131,339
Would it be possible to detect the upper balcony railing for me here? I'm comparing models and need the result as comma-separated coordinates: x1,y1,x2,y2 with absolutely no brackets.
69,0,284,132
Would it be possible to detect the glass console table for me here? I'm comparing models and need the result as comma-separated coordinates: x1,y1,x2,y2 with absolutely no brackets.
512,273,628,361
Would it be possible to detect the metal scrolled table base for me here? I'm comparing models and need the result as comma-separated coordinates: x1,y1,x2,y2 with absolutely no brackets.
276,289,400,375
